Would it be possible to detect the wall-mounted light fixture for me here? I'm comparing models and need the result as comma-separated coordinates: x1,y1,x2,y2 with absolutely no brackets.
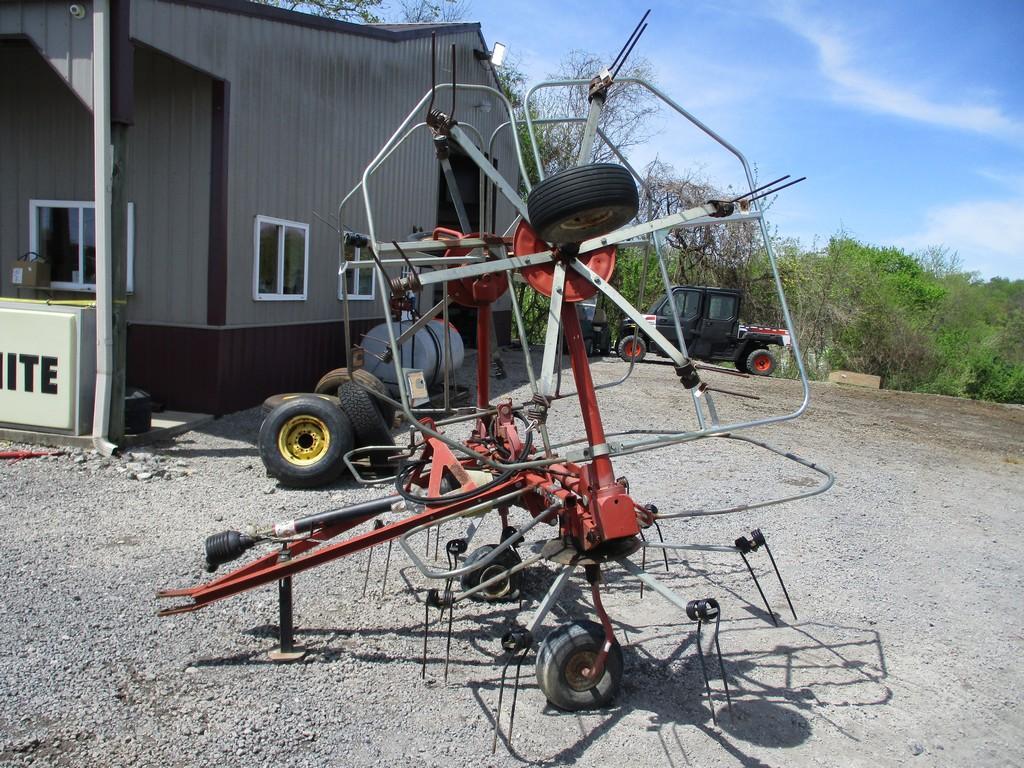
473,42,507,68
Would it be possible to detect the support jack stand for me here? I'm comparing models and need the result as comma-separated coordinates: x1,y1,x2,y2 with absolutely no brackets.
268,574,306,662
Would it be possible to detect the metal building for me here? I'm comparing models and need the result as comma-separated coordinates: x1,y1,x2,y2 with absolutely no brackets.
0,0,517,415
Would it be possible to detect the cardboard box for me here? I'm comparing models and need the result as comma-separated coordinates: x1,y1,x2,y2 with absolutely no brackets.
11,261,51,288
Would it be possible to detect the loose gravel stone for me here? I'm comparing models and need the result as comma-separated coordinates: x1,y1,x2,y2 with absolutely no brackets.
0,351,1021,767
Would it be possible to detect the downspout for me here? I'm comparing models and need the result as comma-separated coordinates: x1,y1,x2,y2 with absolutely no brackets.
92,0,116,456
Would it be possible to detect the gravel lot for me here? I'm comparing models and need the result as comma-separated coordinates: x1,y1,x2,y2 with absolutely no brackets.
1,351,1022,768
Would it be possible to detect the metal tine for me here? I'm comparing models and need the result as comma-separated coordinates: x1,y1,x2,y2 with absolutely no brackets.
761,537,797,621
506,651,528,748
653,521,671,572
612,19,650,78
747,176,806,203
443,590,455,684
738,550,777,626
379,540,393,599
609,9,651,73
728,174,789,203
421,599,430,679
361,545,374,599
450,43,457,121
361,520,384,599
694,618,717,726
427,32,437,117
712,609,733,717
425,525,431,557
492,645,530,754
638,529,647,599
443,546,457,684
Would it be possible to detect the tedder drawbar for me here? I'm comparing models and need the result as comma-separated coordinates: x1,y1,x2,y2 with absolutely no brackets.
159,13,833,749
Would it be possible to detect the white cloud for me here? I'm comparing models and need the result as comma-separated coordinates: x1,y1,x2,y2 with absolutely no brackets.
767,1,1024,143
896,198,1024,279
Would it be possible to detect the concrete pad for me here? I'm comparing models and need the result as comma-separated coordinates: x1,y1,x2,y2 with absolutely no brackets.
828,370,882,389
0,410,213,451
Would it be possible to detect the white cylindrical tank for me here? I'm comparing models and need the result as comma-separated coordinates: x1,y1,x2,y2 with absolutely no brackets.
362,319,465,394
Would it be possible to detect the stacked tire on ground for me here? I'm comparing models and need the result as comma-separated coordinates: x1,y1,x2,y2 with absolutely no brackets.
258,367,396,488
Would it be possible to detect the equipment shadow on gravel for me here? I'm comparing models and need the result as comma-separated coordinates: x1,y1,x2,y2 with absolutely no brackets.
470,617,890,765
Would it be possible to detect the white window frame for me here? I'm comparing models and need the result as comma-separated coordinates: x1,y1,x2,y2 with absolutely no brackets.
28,199,135,293
338,245,376,301
253,215,309,301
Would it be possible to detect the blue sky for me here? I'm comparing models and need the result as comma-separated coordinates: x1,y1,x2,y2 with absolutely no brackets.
465,0,1024,279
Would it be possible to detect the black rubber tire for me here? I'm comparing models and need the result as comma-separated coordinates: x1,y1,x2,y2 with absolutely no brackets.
746,348,777,377
527,163,639,244
616,334,647,363
261,392,339,418
258,397,353,488
458,545,522,601
735,355,749,374
315,367,395,427
536,620,624,711
336,382,395,457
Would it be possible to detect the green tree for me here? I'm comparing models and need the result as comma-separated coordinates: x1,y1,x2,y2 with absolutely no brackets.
248,0,384,22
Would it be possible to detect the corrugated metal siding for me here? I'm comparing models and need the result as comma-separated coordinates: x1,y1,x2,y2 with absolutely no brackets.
0,42,94,296
130,0,522,327
0,0,95,109
126,46,211,325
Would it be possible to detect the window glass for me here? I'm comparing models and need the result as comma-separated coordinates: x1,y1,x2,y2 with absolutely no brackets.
82,207,96,284
29,201,134,291
343,246,375,299
258,221,279,294
38,207,80,283
707,294,737,320
659,291,700,319
283,226,305,295
254,215,308,300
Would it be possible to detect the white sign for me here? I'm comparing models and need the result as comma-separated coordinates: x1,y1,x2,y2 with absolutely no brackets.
0,308,78,430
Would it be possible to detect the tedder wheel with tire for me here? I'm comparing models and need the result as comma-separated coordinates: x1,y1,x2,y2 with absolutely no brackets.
314,367,395,427
527,163,640,245
746,348,777,377
616,334,647,364
336,381,395,466
259,397,354,488
260,392,339,419
458,545,522,601
536,620,624,711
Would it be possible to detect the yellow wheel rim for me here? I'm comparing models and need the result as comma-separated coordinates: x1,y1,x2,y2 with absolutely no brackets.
277,415,330,466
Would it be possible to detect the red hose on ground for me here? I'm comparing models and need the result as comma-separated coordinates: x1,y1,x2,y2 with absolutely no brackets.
1,450,64,462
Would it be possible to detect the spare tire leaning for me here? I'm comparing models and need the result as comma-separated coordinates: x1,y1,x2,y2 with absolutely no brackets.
315,367,395,427
337,382,395,467
259,397,353,488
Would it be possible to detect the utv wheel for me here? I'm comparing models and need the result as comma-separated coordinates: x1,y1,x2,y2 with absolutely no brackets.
259,397,353,488
336,382,395,463
527,164,639,245
315,367,395,426
261,392,339,418
746,348,777,376
617,334,647,363
459,545,522,601
536,620,624,711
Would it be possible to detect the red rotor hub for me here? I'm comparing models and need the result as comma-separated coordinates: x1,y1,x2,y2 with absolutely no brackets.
513,221,616,303
434,227,508,307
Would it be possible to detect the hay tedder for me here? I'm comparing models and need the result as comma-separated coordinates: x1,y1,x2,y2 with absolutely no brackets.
159,14,833,745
